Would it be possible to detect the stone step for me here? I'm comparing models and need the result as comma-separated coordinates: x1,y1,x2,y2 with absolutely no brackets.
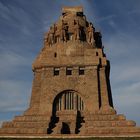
78,123,86,134
1,126,140,136
86,127,140,135
0,127,47,134
2,121,14,128
2,121,50,129
52,127,59,134
52,123,62,134
13,115,51,122
84,114,126,121
13,121,49,128
85,120,136,127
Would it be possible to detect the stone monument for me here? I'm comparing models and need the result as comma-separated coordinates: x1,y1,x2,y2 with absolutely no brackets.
0,6,140,136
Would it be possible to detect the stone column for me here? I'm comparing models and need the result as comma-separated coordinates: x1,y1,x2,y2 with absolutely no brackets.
74,93,77,110
25,69,42,115
61,94,64,111
99,67,113,113
93,66,100,111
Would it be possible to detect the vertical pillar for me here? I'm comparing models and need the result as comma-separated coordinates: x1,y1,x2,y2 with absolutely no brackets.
70,92,71,110
99,66,113,112
72,92,74,109
69,92,70,110
66,92,68,110
77,95,79,110
61,94,64,110
74,93,77,110
93,66,100,111
26,69,42,115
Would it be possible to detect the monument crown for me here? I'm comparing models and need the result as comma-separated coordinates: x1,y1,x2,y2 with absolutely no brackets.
43,6,101,49
62,6,83,14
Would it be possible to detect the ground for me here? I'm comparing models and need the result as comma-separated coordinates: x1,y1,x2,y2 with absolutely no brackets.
0,137,140,140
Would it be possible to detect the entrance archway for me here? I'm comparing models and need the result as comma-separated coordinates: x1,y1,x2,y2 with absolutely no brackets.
53,90,84,114
49,90,85,134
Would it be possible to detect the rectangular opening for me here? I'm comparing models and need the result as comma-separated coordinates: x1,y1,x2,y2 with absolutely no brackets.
54,67,60,76
79,67,85,75
66,67,72,75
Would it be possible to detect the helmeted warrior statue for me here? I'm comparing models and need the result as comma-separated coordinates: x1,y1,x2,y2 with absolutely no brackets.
87,22,95,45
60,20,67,42
74,20,80,40
44,32,49,43
47,24,56,46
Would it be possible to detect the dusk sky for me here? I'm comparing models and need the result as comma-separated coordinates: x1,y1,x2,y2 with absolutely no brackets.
0,0,140,126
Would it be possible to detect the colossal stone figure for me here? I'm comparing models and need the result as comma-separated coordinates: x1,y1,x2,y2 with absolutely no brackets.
48,24,56,46
87,23,95,45
74,20,80,40
44,33,49,43
60,20,67,42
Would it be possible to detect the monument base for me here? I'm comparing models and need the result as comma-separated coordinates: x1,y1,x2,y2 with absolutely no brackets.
0,110,140,136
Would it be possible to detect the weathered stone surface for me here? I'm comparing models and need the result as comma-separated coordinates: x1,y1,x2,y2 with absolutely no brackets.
0,6,140,136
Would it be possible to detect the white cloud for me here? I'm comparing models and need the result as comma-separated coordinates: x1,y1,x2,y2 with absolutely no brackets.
113,82,140,125
128,9,140,15
0,51,31,66
0,79,31,112
0,51,32,112
112,64,140,84
0,2,12,21
104,30,140,81
97,15,116,23
0,51,32,77
114,82,140,106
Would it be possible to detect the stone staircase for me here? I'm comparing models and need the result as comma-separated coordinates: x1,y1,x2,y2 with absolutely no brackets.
77,113,140,136
0,115,51,135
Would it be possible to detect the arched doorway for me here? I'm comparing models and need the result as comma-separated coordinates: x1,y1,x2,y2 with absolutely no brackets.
48,90,85,134
53,90,84,113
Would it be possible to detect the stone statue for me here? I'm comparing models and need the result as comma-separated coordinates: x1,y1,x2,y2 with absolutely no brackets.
48,24,56,46
60,20,67,42
87,23,95,45
44,33,49,43
74,20,80,40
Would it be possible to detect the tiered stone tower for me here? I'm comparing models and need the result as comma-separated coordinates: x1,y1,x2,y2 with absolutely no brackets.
0,6,140,136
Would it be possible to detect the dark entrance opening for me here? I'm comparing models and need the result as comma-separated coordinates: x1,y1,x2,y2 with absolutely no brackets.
61,122,70,134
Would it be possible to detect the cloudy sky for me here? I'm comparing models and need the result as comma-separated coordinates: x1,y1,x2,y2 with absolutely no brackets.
0,0,140,126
